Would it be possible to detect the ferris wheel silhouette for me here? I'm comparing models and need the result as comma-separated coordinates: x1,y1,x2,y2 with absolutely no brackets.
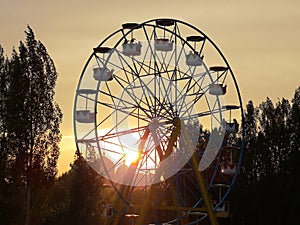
74,18,244,225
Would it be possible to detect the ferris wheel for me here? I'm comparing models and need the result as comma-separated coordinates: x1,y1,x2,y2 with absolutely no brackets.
74,18,244,225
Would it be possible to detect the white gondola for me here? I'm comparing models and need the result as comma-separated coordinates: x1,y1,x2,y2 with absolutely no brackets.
186,51,203,66
75,110,94,123
122,41,142,56
220,164,237,175
209,83,227,95
154,38,173,52
93,67,114,81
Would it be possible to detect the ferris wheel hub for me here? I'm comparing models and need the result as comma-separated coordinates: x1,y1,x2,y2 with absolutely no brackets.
148,117,161,133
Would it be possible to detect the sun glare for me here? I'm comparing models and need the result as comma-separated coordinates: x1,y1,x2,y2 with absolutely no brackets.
124,151,140,166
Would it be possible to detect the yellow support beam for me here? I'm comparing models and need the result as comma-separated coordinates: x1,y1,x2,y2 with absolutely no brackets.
181,122,219,225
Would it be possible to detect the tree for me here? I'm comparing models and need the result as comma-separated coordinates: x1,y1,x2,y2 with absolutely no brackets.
231,89,300,225
259,97,292,176
290,87,300,154
42,153,104,225
0,45,13,224
0,26,62,225
69,154,104,225
0,45,8,182
239,100,260,186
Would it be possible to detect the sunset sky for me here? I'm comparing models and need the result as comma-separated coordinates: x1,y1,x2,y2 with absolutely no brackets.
1,0,299,174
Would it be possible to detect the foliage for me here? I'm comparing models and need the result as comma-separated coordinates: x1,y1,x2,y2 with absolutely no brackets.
0,26,62,225
231,87,300,225
42,154,104,225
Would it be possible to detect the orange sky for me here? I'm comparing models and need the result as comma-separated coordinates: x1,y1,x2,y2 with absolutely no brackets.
1,0,299,174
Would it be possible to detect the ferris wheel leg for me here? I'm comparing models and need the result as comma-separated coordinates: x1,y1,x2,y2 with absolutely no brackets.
181,123,219,225
168,184,190,224
191,154,219,225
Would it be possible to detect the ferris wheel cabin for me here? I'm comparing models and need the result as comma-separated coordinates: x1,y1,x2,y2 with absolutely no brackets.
93,67,114,81
75,89,97,123
154,38,173,52
92,47,114,81
220,164,237,175
185,36,205,66
75,110,94,123
222,105,240,134
122,23,142,56
220,145,240,175
122,41,142,56
154,19,175,52
209,83,227,95
208,66,228,95
186,51,203,66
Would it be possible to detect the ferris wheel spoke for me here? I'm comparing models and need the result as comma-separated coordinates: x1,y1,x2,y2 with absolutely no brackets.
99,101,149,122
176,75,211,116
100,145,126,156
97,89,152,120
103,55,137,80
131,56,151,79
177,91,206,117
113,76,153,119
116,59,139,87
186,72,208,93
185,62,198,77
180,107,227,121
113,56,156,110
124,57,158,116
137,80,156,117
104,78,119,110
178,99,198,118
94,54,106,67
136,26,157,73
155,76,177,117
181,68,203,96
100,126,147,144
78,111,117,142
175,89,196,116
99,126,148,141
170,70,195,109
94,54,139,85
207,96,226,125
174,42,188,70
114,51,142,80
134,74,175,119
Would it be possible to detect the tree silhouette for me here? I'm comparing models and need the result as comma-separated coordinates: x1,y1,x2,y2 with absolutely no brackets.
0,26,62,225
232,87,300,225
42,154,104,225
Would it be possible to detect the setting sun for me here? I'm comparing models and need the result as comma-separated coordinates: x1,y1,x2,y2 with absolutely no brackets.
124,151,140,166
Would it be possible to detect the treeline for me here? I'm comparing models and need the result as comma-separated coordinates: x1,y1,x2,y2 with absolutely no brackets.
230,89,300,225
